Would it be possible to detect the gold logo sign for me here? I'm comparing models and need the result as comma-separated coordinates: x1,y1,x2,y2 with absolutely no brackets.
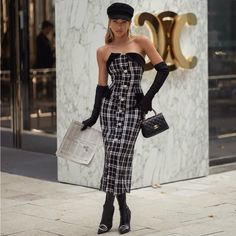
134,11,197,71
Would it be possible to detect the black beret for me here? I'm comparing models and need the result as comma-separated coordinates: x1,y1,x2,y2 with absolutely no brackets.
107,2,134,21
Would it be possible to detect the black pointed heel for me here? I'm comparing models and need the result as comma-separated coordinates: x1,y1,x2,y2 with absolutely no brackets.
97,205,115,234
118,206,131,234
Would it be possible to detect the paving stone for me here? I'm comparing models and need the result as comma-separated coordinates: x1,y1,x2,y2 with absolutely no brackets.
2,203,66,221
3,229,63,236
1,170,236,236
1,213,50,235
1,198,25,209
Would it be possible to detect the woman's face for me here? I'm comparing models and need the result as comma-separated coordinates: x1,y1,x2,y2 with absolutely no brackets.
109,19,131,38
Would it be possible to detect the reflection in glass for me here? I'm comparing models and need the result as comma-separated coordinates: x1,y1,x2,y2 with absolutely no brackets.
208,0,236,160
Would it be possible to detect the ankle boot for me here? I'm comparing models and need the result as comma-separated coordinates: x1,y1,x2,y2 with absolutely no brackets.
97,204,115,234
118,205,131,234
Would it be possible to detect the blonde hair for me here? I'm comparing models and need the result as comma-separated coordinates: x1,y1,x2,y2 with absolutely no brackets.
105,22,132,44
105,27,114,44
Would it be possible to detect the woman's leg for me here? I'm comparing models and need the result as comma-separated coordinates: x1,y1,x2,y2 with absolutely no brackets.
116,193,131,234
97,192,115,234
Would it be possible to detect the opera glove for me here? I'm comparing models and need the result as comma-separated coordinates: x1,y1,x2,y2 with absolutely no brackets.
140,61,169,116
81,84,108,131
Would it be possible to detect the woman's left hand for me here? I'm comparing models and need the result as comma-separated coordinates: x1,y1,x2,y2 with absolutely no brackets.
139,96,152,115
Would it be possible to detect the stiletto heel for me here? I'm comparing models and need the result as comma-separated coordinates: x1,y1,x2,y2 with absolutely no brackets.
97,205,115,234
118,206,131,234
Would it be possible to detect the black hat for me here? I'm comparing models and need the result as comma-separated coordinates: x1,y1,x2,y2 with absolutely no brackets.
107,2,134,21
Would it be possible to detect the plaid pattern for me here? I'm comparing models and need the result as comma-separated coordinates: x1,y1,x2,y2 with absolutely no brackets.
99,53,144,195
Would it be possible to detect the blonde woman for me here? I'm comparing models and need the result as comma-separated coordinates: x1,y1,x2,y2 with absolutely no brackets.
82,2,169,234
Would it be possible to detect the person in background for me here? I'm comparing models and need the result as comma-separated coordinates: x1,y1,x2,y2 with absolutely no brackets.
35,20,55,69
34,20,55,99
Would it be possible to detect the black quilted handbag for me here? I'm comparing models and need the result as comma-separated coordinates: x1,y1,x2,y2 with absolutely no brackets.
141,109,169,138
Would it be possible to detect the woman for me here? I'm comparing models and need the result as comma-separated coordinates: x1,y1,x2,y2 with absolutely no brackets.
81,2,169,234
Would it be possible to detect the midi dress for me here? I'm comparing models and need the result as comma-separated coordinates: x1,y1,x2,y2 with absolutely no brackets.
99,52,145,195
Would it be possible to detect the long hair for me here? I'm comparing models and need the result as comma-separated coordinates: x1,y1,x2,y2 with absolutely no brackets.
105,21,132,44
105,26,114,44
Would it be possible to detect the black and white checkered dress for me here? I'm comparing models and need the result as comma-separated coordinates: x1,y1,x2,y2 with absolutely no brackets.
99,52,145,195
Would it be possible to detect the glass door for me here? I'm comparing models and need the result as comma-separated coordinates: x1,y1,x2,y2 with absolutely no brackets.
208,0,236,165
1,0,56,154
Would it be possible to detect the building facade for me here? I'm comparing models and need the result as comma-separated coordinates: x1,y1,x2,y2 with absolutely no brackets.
56,0,209,189
1,0,236,188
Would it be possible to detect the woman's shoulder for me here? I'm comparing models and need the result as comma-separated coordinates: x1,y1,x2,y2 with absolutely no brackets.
97,45,111,53
131,34,150,44
96,45,110,62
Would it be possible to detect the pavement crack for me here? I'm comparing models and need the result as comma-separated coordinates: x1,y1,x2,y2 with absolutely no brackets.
199,230,225,236
204,202,227,208
38,229,64,236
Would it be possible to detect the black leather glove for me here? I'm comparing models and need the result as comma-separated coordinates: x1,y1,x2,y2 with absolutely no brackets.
140,61,169,116
81,85,108,131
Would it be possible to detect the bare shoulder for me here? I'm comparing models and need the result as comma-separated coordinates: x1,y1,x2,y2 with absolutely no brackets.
96,45,108,63
132,34,150,45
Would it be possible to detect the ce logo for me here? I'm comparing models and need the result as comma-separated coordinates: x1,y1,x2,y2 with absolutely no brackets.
134,11,197,71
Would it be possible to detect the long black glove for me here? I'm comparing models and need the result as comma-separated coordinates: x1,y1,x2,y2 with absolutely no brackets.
81,84,108,131
139,61,169,116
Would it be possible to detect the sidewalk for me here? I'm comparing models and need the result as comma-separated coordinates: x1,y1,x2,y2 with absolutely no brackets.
1,147,236,236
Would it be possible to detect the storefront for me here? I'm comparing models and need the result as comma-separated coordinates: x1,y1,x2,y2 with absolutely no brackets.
1,0,56,154
208,0,236,168
1,0,235,187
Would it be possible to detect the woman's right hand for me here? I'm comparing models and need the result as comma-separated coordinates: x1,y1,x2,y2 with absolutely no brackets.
81,116,97,131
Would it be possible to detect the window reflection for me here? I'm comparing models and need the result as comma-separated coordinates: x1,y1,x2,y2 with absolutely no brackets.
208,0,236,159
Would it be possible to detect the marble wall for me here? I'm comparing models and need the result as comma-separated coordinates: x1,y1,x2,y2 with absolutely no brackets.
55,0,209,190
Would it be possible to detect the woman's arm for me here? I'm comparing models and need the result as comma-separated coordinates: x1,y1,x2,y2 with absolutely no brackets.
137,35,169,115
81,47,109,130
137,35,163,65
97,47,108,86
